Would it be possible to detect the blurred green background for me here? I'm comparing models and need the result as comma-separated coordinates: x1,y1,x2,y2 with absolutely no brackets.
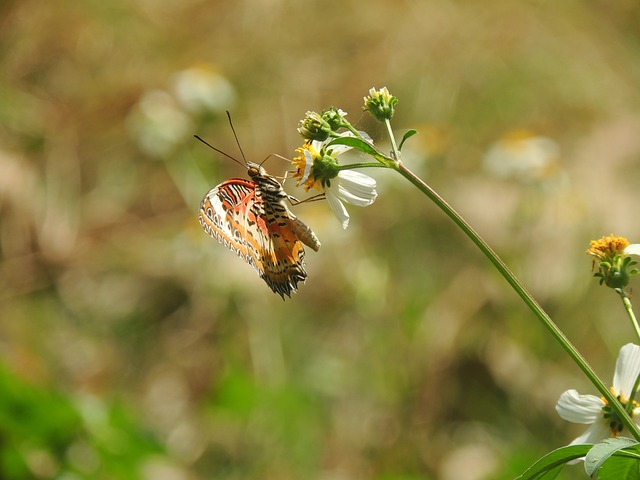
2,0,640,478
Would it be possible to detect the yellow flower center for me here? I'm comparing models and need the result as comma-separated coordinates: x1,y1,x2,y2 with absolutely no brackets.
601,387,639,437
291,143,323,192
586,234,630,261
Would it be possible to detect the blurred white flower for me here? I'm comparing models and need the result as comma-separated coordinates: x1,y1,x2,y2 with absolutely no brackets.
556,343,640,445
172,64,235,115
127,89,193,157
483,130,561,184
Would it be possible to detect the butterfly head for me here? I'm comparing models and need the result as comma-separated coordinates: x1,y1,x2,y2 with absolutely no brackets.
247,162,268,178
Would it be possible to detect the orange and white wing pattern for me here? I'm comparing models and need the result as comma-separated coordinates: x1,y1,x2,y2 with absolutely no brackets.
198,162,320,298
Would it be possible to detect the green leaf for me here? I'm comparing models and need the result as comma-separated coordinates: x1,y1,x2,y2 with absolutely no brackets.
585,437,639,476
398,129,418,151
515,445,591,480
596,453,640,480
327,136,380,157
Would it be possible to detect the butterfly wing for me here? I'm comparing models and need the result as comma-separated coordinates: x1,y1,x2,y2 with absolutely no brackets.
199,176,321,298
199,178,266,277
258,200,312,298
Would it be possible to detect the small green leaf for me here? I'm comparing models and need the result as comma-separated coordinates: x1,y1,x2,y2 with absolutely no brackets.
398,129,418,151
585,437,639,476
515,445,591,480
327,136,380,157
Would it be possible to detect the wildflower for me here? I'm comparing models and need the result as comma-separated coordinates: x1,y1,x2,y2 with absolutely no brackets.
172,64,235,115
587,234,640,289
556,343,640,445
291,139,377,229
127,89,193,157
483,130,561,184
363,87,398,122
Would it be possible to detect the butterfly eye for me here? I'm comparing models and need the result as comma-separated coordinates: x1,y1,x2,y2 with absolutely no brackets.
248,166,259,177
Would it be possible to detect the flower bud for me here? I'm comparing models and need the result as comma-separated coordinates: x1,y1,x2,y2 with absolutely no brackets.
363,87,398,122
298,111,332,141
587,234,639,289
322,107,348,131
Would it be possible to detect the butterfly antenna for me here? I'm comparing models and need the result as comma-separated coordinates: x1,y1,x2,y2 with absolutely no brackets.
193,135,245,167
226,111,248,164
259,153,291,168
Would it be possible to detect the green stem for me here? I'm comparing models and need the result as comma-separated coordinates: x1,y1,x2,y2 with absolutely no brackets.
393,160,640,440
628,372,640,416
384,118,400,159
620,289,640,342
342,123,364,139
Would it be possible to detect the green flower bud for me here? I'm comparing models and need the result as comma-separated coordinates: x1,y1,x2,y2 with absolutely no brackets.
321,107,349,131
298,111,332,141
363,87,398,122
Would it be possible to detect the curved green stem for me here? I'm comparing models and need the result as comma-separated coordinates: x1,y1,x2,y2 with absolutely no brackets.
393,160,640,440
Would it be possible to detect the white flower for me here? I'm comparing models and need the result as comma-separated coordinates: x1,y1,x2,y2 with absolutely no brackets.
556,343,640,445
293,136,377,229
483,130,560,184
127,89,193,157
172,64,235,114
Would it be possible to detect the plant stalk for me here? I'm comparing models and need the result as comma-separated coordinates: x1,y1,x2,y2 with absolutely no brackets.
393,161,640,440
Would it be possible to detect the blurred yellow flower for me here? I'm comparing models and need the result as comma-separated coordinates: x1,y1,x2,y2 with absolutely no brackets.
483,129,561,184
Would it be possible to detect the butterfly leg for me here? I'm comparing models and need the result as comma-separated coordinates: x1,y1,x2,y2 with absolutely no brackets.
288,193,326,205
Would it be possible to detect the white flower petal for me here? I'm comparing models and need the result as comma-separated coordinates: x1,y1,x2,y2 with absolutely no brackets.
568,421,611,446
338,169,377,189
325,189,350,229
334,170,378,206
336,184,375,207
301,149,314,183
624,244,640,256
613,343,640,398
556,390,604,424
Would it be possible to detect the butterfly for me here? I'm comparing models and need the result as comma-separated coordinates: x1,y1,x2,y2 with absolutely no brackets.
196,126,321,298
